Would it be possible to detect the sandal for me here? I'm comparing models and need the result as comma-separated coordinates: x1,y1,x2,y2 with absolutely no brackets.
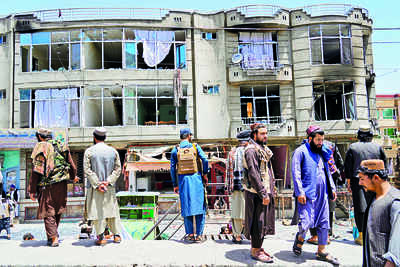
292,232,304,256
194,235,205,243
260,248,274,259
307,236,318,245
232,236,242,244
251,250,274,263
183,234,195,243
316,252,340,266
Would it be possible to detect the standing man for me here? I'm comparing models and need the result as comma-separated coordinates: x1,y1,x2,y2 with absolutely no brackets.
28,128,77,247
242,123,275,263
358,159,400,267
170,128,208,243
345,126,387,245
226,130,251,244
291,126,339,265
7,184,19,226
84,128,122,246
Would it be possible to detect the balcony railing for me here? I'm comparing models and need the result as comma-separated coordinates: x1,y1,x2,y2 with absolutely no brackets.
235,5,284,18
301,4,369,17
27,8,170,22
241,116,282,125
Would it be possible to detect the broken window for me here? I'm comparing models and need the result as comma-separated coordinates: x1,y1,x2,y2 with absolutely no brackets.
240,85,281,125
313,81,356,121
201,32,217,40
203,85,220,95
21,46,31,72
309,24,352,65
19,88,81,128
0,34,7,45
51,44,69,71
125,43,136,69
238,32,278,70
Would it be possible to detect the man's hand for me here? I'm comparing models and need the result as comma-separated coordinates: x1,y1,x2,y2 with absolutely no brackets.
346,179,352,193
202,175,208,185
97,184,107,193
262,196,270,206
73,176,80,183
332,191,337,201
29,193,36,201
173,186,179,194
384,260,395,267
298,195,306,205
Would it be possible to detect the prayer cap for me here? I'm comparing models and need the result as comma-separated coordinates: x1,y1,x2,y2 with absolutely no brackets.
306,125,324,136
180,128,193,136
37,128,52,136
236,130,251,141
93,127,107,137
357,159,388,179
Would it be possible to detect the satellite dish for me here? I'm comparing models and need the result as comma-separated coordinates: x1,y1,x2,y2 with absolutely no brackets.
232,53,243,64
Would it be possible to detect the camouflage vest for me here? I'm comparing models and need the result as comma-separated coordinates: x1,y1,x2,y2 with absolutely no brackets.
242,143,274,195
32,139,71,187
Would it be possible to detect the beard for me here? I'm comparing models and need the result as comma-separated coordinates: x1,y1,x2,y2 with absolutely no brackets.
309,140,322,153
256,138,267,146
93,138,96,145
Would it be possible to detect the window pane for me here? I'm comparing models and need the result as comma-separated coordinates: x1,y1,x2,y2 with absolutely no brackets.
322,38,340,64
124,29,136,41
83,42,102,69
51,44,69,71
178,98,187,124
125,43,136,69
240,86,252,97
255,99,267,120
104,42,122,69
20,34,31,45
124,99,137,125
175,31,185,42
51,32,69,43
138,98,156,125
85,99,102,126
103,87,122,98
70,99,80,127
71,43,81,70
344,82,353,93
182,86,188,97
342,38,352,64
341,25,351,37
20,102,30,128
20,89,31,100
344,94,356,120
103,29,123,41
32,45,49,71
325,83,344,120
311,39,322,64
83,29,102,41
240,99,253,119
253,86,266,97
322,25,339,36
124,87,136,97
32,32,51,44
70,31,81,42
158,86,173,97
268,97,281,123
138,86,156,97
158,98,176,125
21,46,31,72
309,25,321,37
176,43,186,69
267,85,279,97
103,98,122,126
85,87,102,97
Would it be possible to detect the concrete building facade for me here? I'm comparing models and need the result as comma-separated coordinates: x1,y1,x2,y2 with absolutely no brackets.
0,4,375,221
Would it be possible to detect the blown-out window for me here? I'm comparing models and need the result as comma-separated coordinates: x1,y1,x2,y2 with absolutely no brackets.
309,24,352,65
240,85,281,125
313,81,356,121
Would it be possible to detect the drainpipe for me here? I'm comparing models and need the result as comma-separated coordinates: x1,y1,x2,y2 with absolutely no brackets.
10,15,15,129
190,13,198,138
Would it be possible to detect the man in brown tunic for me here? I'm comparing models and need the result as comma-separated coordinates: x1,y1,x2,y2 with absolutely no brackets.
243,123,275,263
28,128,77,247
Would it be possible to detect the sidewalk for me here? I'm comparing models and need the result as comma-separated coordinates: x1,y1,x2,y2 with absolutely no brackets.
0,219,363,266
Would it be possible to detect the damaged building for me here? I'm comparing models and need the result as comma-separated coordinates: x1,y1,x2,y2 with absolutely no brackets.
0,4,376,221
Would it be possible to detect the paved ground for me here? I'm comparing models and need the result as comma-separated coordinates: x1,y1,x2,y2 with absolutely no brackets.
0,218,363,266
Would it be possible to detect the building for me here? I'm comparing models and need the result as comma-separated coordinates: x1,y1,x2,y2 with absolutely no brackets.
0,4,375,221
376,94,400,180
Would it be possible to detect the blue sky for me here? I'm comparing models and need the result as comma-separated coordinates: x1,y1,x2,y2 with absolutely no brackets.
2,0,399,94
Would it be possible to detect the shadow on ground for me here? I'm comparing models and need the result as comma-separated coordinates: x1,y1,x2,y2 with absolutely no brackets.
225,248,258,265
274,250,316,264
20,240,48,247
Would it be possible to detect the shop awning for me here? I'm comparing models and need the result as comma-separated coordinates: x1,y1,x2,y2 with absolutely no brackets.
125,161,171,172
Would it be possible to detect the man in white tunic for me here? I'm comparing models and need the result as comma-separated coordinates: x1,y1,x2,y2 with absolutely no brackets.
84,128,122,246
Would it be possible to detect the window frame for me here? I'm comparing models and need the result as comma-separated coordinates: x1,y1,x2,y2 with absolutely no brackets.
239,84,282,125
312,80,357,121
308,24,353,65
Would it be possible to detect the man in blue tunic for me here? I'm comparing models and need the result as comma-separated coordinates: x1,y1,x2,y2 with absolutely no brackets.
170,128,209,243
291,125,339,265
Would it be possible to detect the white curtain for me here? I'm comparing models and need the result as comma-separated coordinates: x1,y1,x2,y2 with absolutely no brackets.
34,88,78,128
239,32,275,70
135,30,174,67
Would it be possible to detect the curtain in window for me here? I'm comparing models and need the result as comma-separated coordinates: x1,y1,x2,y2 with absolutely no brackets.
239,32,274,69
34,88,78,128
134,30,174,67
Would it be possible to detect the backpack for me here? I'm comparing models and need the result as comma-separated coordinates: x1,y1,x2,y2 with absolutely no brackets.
177,143,199,175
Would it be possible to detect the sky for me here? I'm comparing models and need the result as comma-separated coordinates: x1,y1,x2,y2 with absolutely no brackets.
2,0,400,94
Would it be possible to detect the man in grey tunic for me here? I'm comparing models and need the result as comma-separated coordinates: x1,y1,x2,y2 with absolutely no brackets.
358,159,400,267
84,128,122,246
